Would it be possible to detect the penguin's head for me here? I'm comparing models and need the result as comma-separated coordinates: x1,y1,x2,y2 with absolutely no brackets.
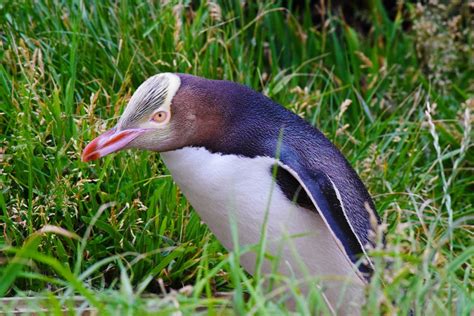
82,73,223,162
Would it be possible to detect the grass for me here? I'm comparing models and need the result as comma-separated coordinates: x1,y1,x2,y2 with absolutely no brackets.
0,0,473,314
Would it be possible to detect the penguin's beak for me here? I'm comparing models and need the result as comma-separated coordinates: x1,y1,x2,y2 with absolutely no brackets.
82,127,146,162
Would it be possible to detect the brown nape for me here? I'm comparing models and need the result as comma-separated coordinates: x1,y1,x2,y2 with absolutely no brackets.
170,75,226,148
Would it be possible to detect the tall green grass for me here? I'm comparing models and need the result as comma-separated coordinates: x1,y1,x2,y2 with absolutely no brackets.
0,0,472,314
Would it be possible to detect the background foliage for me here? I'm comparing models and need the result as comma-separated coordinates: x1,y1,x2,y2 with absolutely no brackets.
0,0,472,314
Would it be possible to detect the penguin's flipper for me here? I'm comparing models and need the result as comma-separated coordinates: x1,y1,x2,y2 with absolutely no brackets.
275,162,374,277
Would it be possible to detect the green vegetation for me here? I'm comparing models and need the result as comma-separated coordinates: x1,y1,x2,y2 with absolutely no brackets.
0,0,472,314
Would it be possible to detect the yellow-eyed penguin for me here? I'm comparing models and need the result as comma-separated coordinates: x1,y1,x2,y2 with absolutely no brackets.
82,73,379,314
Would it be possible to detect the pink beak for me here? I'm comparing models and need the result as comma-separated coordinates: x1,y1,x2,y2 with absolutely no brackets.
81,128,146,162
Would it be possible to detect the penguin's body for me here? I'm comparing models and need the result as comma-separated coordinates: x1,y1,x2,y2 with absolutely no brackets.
162,147,365,313
82,73,379,314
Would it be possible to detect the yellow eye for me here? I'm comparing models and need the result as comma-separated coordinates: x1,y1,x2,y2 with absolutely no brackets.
152,111,168,123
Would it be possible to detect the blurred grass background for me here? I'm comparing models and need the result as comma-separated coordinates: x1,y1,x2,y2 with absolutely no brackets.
0,0,473,314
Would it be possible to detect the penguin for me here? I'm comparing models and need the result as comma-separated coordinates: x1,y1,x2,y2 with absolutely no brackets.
82,73,379,314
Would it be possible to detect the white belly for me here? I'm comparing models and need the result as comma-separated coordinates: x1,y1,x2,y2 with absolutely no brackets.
161,147,365,314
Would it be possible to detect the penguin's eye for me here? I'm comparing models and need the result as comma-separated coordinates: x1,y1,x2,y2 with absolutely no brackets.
152,111,168,123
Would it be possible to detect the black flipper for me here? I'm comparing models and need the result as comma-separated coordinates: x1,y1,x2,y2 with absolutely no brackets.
275,162,374,278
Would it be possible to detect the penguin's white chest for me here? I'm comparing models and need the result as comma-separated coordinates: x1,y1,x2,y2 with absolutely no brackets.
162,147,319,254
160,148,360,282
